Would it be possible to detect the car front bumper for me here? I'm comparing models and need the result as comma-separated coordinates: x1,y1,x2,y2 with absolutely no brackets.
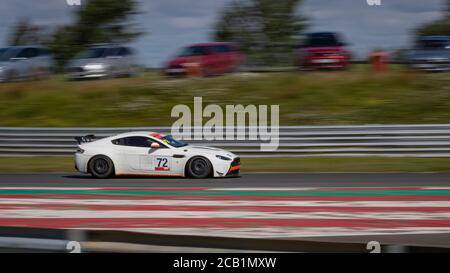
211,157,241,177
165,67,186,76
226,157,241,176
302,57,349,69
67,67,110,79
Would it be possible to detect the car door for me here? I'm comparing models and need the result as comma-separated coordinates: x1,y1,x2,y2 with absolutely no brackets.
200,46,217,75
14,48,32,78
208,46,224,74
25,48,39,77
117,47,132,75
221,45,234,73
104,47,121,76
112,136,152,172
36,48,50,72
144,145,176,174
111,47,128,76
113,136,178,175
220,45,235,73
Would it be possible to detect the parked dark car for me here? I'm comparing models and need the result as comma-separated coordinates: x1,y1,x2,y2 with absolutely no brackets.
164,42,244,77
295,32,351,70
406,36,450,72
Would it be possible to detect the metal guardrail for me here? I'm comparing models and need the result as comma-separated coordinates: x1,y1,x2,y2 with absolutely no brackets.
2,124,450,157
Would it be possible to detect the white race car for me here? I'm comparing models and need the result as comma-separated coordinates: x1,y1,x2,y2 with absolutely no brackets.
74,131,240,179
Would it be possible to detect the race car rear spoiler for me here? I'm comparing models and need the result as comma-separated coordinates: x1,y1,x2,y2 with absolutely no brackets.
74,134,97,144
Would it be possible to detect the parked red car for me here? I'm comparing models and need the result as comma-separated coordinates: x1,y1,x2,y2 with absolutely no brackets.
296,32,351,70
165,42,243,77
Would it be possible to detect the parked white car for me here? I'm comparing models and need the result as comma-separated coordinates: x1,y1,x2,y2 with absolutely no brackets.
0,46,54,82
66,45,139,80
75,132,241,179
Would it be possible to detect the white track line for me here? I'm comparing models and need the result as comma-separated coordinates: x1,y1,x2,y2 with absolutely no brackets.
1,199,450,207
2,209,450,220
89,227,450,238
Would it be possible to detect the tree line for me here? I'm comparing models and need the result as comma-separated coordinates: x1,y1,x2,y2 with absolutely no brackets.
415,0,450,37
6,0,450,69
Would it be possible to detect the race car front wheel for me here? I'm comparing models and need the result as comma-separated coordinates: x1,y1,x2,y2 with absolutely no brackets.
186,157,213,179
89,155,115,179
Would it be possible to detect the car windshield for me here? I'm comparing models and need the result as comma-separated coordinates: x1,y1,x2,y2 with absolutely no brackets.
416,39,450,49
0,48,20,62
160,135,188,148
75,48,108,59
178,46,208,57
304,34,340,47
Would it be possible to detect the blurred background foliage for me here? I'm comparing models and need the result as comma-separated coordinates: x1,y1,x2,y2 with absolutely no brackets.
415,0,450,36
213,0,308,66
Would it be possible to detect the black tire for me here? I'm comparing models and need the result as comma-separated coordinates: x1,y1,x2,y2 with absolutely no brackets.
88,155,115,179
186,157,213,179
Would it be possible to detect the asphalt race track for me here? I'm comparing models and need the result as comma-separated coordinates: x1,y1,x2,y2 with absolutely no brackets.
1,172,450,187
1,172,450,250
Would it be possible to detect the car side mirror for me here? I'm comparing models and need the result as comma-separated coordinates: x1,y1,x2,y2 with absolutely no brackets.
151,142,160,149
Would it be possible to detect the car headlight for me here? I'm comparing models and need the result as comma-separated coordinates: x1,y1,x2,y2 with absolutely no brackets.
84,63,105,71
216,155,231,161
76,148,85,154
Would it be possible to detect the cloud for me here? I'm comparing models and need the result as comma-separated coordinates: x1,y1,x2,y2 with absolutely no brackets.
168,17,212,29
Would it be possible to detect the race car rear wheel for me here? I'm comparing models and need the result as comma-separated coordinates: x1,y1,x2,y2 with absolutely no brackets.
186,157,213,179
89,155,115,179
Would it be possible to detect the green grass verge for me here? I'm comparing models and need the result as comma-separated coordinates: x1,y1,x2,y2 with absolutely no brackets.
0,68,449,126
0,157,75,173
1,156,450,173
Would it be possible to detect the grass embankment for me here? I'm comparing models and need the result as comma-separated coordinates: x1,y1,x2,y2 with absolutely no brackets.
1,156,450,173
0,68,449,126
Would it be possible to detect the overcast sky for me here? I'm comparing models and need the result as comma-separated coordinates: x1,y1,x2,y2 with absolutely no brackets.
0,0,447,67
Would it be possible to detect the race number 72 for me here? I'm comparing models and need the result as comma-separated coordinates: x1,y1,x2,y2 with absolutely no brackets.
155,157,170,171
